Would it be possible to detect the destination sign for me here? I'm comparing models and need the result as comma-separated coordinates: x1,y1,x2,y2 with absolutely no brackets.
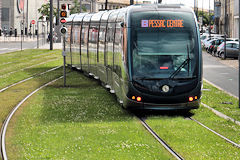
141,20,184,28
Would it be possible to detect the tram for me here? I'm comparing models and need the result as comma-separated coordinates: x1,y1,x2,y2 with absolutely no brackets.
65,4,202,110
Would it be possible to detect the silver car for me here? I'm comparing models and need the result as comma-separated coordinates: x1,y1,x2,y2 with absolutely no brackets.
218,41,239,59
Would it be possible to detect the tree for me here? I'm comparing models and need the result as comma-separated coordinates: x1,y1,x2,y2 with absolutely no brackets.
38,3,57,21
70,0,87,14
198,11,214,26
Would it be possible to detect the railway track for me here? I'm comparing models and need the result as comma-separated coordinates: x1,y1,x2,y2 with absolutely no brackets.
189,117,240,149
0,58,60,78
0,76,63,160
138,117,184,160
0,66,61,93
137,108,240,160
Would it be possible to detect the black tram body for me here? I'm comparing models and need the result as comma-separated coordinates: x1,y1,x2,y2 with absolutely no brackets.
65,4,203,110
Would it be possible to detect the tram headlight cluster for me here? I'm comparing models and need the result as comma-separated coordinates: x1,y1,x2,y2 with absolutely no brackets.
189,96,198,102
132,96,142,102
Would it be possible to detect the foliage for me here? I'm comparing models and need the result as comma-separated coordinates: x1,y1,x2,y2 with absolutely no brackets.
70,0,87,14
198,11,214,25
38,3,57,20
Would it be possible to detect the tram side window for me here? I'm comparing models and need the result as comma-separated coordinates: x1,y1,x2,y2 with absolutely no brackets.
106,22,114,68
114,23,122,77
89,22,99,64
99,22,107,66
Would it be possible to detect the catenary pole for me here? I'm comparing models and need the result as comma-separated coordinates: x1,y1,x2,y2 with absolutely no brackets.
130,0,134,5
105,0,108,10
56,0,59,26
50,0,53,50
80,0,82,13
224,0,227,59
239,0,240,107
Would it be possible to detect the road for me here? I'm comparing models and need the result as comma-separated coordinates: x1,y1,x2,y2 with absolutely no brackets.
203,51,238,98
0,36,47,54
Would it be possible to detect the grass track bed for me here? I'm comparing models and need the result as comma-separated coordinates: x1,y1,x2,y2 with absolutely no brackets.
202,81,240,122
146,116,240,159
0,51,60,76
0,49,60,68
0,67,65,130
7,72,174,160
0,50,62,89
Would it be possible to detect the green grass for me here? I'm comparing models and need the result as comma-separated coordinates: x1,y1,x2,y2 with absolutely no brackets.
0,49,66,160
0,49,61,76
202,81,240,122
0,49,62,89
0,67,66,132
146,115,240,160
7,72,174,160
145,80,240,160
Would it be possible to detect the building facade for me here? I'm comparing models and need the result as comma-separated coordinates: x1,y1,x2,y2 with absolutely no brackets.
0,0,151,35
217,0,235,38
233,0,239,38
1,0,48,34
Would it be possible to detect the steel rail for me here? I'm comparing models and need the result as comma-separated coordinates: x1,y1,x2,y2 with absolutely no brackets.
190,117,240,149
139,117,184,160
0,58,60,78
0,76,63,160
0,66,61,93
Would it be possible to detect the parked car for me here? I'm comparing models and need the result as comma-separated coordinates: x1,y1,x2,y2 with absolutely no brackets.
217,41,239,59
204,38,218,51
209,39,224,55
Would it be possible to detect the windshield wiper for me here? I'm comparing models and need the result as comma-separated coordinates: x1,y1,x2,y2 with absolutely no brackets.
169,44,191,79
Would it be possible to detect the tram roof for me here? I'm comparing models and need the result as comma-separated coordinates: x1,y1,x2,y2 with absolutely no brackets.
127,4,193,13
66,4,193,23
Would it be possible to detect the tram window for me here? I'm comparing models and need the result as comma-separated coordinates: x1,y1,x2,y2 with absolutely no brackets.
136,31,193,56
131,11,198,79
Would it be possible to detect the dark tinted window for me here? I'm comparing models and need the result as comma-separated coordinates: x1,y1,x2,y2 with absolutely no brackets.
130,11,198,79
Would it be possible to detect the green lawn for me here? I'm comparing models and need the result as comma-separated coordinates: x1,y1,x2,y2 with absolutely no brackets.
0,49,62,89
6,72,174,160
146,115,240,160
201,81,240,122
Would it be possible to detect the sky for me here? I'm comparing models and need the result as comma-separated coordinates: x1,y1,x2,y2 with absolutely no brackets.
150,0,214,10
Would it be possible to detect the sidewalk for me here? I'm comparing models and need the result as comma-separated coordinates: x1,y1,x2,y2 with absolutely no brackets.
39,42,63,50
0,36,37,42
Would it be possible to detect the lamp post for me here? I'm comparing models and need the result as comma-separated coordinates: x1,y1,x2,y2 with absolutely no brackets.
209,0,211,39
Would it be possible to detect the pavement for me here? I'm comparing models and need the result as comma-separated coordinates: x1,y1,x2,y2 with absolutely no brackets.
203,51,239,98
39,42,62,49
0,36,37,42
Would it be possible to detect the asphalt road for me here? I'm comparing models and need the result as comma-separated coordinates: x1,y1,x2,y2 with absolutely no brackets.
0,37,47,54
203,51,238,98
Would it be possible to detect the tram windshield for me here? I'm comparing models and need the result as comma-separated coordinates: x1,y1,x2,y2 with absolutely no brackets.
131,11,199,80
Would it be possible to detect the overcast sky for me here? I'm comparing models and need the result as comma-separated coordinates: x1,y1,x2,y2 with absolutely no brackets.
149,0,214,10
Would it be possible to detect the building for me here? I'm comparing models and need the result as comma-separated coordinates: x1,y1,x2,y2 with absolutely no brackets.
1,0,48,35
0,0,151,35
217,0,235,38
233,0,239,38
